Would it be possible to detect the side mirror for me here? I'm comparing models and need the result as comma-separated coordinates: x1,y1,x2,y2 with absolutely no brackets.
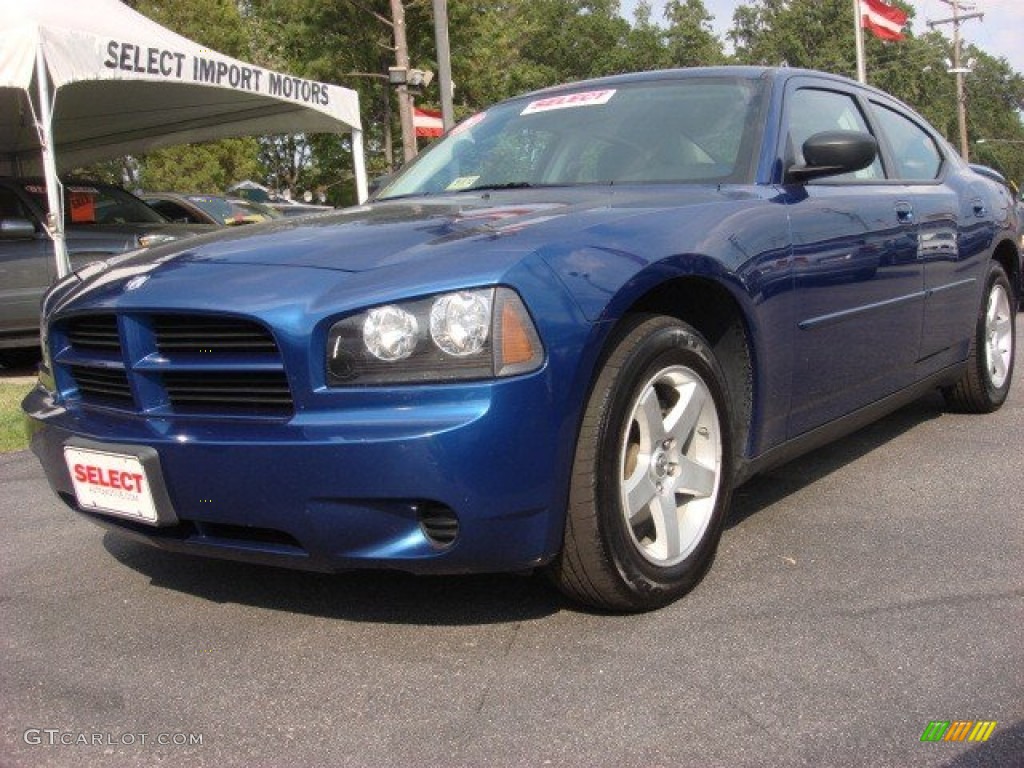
0,217,37,240
786,130,878,183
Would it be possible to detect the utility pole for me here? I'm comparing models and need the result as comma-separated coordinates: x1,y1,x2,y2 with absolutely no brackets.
390,0,417,163
432,0,455,132
928,0,984,161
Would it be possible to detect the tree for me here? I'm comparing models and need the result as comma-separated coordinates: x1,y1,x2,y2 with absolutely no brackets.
664,0,725,67
730,0,876,73
138,140,264,193
244,0,404,191
623,1,673,72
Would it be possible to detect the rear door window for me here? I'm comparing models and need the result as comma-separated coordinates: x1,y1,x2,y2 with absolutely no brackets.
869,103,943,181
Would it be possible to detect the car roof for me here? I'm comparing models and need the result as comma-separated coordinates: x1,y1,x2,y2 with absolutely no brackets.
504,65,893,106
0,176,125,192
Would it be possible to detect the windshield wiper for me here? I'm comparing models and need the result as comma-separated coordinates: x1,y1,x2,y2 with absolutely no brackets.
462,182,538,192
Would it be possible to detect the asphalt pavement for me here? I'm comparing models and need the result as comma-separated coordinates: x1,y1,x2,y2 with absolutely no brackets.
1,320,1021,768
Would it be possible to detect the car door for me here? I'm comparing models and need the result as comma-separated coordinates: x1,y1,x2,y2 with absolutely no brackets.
866,99,978,376
0,185,55,342
779,79,924,437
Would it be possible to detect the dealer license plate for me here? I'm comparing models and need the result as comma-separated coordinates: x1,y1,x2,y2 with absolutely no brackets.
64,446,160,525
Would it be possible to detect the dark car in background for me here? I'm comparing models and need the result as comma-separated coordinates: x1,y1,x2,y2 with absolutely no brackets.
22,68,1022,611
142,193,283,226
0,178,214,357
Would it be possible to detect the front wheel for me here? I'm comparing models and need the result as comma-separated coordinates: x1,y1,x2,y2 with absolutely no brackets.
549,315,734,612
942,262,1015,413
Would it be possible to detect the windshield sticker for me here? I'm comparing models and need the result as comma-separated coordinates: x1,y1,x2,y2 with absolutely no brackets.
24,185,46,195
451,112,487,137
70,191,97,224
521,89,616,115
446,176,481,191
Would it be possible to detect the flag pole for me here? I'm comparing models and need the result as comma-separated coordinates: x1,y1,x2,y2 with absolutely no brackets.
854,0,867,83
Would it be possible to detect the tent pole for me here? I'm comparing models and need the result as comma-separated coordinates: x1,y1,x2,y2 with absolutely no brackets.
34,45,71,279
352,129,368,204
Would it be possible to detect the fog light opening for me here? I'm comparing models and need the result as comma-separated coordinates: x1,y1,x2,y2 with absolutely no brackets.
416,503,460,549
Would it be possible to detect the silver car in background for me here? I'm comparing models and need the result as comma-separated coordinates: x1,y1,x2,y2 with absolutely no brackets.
0,177,213,360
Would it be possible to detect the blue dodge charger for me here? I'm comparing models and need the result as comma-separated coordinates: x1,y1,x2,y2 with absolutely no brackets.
24,67,1021,611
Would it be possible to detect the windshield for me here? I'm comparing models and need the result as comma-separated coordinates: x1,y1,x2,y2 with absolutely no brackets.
24,182,168,225
378,77,765,199
186,195,236,224
229,199,283,221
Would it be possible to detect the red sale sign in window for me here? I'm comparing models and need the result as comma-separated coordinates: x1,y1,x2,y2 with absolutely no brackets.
69,189,97,223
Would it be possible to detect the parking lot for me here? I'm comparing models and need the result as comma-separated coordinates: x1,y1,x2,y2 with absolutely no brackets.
1,320,1022,767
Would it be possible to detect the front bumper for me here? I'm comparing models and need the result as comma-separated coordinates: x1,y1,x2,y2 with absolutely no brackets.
23,374,569,575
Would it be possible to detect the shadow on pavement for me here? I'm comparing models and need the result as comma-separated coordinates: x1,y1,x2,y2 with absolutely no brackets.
103,390,950,624
727,391,947,528
104,533,563,625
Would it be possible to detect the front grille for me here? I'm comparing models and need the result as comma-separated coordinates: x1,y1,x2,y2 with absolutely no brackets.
153,315,278,355
69,365,132,406
55,313,294,417
163,371,293,412
66,315,120,351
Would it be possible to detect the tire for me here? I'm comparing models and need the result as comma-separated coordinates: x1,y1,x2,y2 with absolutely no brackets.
549,315,734,612
942,262,1015,413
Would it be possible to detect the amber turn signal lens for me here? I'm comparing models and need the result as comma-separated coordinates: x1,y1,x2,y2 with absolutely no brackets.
501,301,535,365
494,288,543,376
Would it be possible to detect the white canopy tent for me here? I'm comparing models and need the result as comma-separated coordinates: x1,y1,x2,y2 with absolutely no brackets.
0,0,367,277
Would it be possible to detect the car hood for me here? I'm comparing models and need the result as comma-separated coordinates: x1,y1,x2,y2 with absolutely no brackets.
130,187,751,274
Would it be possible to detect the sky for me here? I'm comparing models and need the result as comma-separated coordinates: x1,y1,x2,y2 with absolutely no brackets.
622,0,1024,76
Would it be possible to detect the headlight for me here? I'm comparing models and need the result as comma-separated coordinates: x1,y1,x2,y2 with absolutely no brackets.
363,305,419,361
327,287,543,385
429,291,491,356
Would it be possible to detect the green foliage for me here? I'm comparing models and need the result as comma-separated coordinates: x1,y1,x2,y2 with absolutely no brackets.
132,0,252,57
0,382,32,454
623,2,673,71
664,0,725,67
137,139,264,193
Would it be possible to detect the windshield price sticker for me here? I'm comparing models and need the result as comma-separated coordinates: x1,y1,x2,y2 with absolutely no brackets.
521,89,616,115
446,176,481,191
64,447,160,525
